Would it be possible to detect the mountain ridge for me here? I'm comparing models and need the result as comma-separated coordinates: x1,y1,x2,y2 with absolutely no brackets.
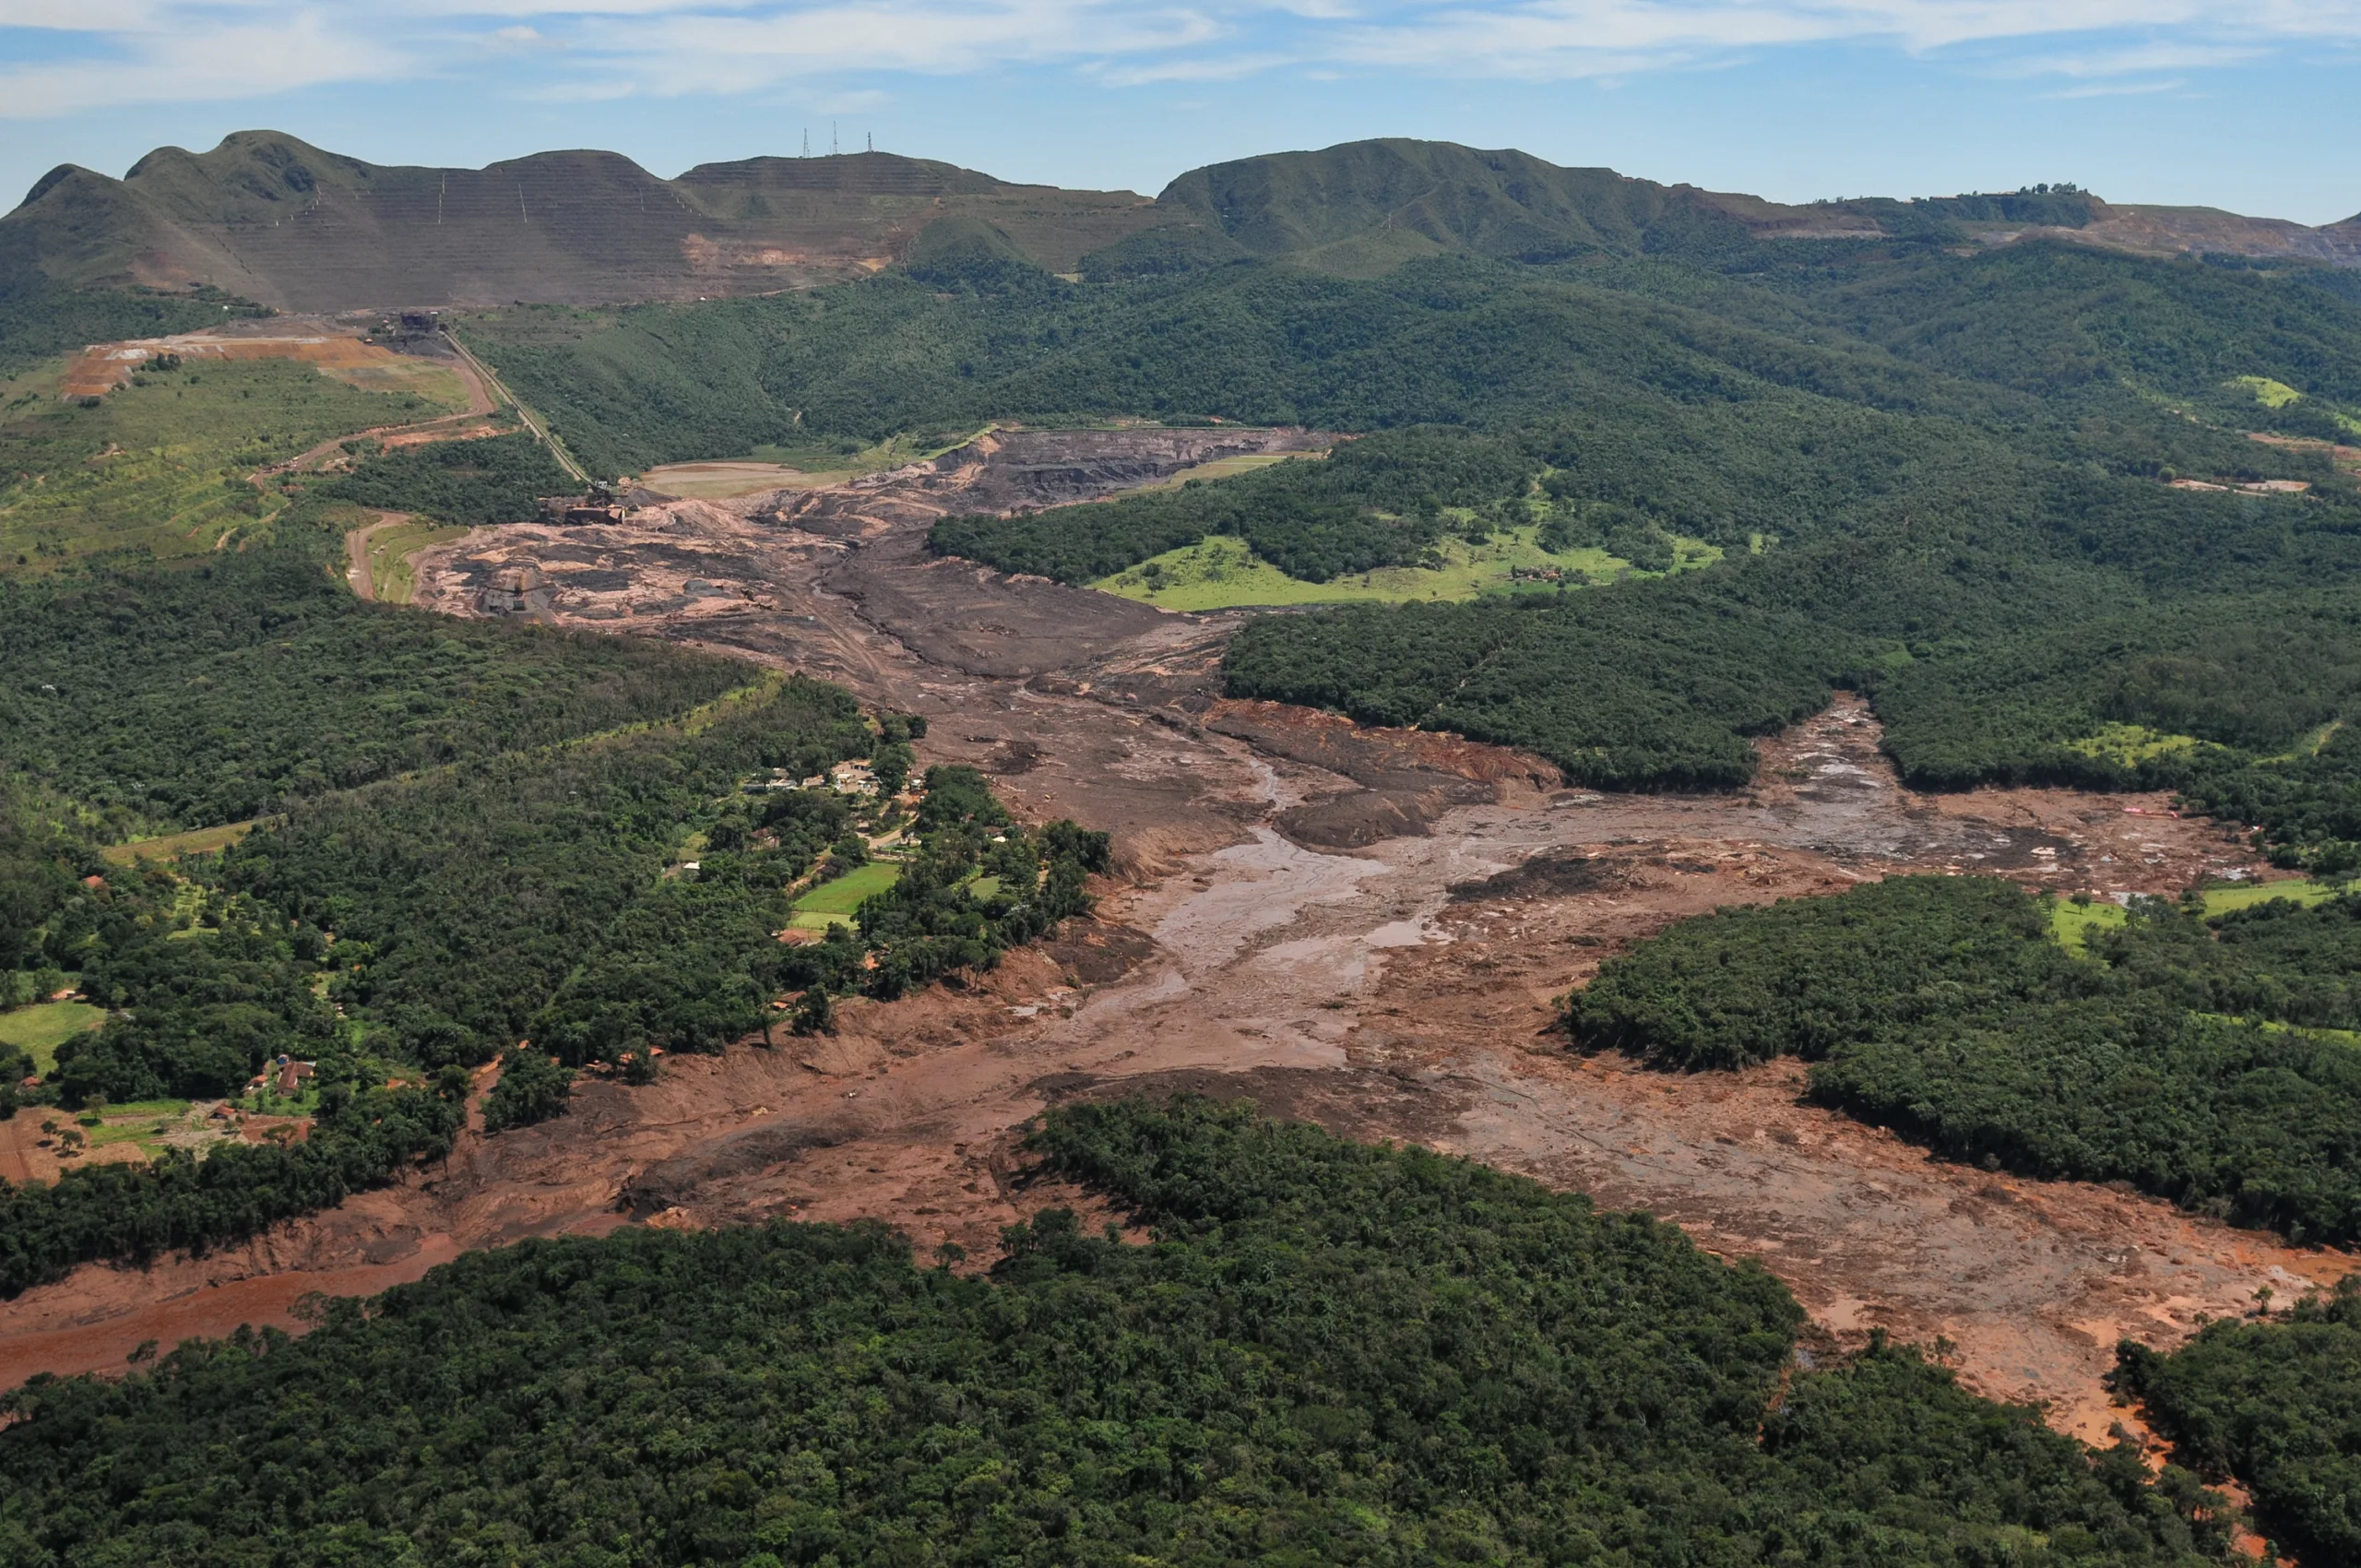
6,130,2356,312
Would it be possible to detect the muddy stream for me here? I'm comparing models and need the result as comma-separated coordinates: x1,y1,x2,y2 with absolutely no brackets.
2,429,2343,1455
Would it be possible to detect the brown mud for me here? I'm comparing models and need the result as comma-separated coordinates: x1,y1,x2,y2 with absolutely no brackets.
4,429,2342,1461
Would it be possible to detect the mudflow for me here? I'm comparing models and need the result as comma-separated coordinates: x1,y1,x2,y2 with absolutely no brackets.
3,426,2344,1451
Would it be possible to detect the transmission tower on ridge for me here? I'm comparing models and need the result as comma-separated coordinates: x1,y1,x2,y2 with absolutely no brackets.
801,128,810,158
831,122,840,156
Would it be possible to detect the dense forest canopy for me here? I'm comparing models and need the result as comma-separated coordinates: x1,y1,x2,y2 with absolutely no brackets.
2118,1276,2361,1565
0,551,747,835
0,1099,2237,1566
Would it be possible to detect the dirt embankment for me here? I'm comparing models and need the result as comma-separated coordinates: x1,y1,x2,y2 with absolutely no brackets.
4,431,2338,1469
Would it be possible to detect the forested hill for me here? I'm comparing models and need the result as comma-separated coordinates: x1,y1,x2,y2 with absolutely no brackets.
0,1099,2240,1566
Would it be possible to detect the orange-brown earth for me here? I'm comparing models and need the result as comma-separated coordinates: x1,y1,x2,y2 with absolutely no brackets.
2,432,2342,1474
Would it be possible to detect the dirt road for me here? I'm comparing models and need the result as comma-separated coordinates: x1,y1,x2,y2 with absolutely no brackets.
2,429,2341,1450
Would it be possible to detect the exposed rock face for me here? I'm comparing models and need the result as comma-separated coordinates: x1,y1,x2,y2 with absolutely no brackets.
475,563,551,618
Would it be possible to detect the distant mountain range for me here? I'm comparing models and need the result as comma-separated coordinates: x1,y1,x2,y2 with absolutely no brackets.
6,132,2357,312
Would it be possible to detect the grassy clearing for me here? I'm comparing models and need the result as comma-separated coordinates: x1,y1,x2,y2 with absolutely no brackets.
0,358,442,572
2198,877,2351,915
2230,374,2305,410
788,861,902,929
101,819,258,865
1090,525,1718,612
2065,721,2201,766
363,518,470,602
0,1001,103,1073
2047,897,2128,955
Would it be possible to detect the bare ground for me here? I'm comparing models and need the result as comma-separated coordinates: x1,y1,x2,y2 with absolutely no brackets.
4,429,2343,1457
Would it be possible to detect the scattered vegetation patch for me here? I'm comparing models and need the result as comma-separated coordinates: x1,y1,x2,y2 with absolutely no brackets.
356,517,469,602
1089,524,1706,610
2049,893,2129,955
0,357,442,571
2068,722,2201,767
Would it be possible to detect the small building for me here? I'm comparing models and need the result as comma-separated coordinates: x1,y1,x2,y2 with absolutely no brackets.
274,1060,317,1097
829,761,881,797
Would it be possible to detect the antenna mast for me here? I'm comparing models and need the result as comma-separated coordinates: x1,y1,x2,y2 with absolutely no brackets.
801,128,810,158
831,122,840,156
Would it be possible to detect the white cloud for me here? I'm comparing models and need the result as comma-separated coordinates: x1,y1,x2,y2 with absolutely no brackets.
2,0,2358,118
0,12,400,119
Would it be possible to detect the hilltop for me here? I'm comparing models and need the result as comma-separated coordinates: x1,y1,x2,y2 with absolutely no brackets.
6,132,2357,311
0,131,1167,311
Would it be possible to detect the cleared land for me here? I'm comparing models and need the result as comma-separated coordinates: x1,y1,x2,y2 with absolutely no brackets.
60,335,470,410
99,820,257,866
640,461,825,499
0,356,440,570
2047,873,2352,951
0,1002,102,1074
1089,525,1717,611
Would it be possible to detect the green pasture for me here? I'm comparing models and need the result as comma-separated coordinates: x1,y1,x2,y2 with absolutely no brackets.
0,1000,103,1073
2197,876,2350,915
0,358,438,573
787,861,902,930
1090,525,1718,612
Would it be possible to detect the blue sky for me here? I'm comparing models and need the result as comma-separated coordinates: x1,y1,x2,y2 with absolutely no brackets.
3,2,2357,225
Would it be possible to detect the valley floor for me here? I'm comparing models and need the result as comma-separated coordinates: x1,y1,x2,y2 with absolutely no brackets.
0,428,2343,1460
